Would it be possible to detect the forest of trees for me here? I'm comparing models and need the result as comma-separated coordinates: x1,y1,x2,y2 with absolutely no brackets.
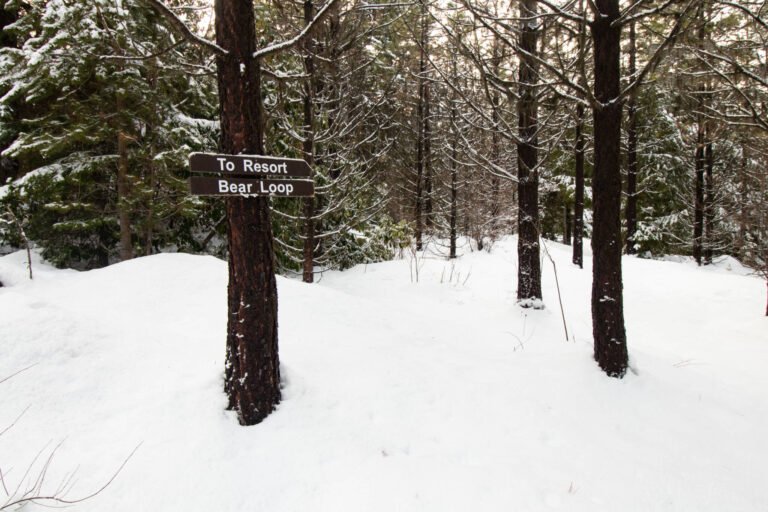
1,0,766,396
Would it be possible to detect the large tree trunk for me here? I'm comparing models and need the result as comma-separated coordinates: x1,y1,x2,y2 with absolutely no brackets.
573,105,585,268
217,0,280,426
302,0,316,283
591,0,628,377
625,20,638,255
517,0,542,305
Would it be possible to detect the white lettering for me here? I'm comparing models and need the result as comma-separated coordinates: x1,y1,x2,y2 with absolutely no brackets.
217,157,227,171
229,183,238,193
225,161,235,172
258,181,294,195
243,159,253,173
269,163,278,173
247,183,253,194
279,162,288,174
218,179,229,193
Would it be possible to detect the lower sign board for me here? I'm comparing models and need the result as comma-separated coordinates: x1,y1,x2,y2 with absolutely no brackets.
190,177,314,197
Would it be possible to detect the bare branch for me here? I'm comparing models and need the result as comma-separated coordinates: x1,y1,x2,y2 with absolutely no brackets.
139,0,228,57
253,0,344,60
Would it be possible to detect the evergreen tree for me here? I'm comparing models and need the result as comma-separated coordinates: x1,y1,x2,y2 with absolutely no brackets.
0,0,217,267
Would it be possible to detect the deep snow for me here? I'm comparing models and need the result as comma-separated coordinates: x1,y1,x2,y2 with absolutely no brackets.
1,237,766,511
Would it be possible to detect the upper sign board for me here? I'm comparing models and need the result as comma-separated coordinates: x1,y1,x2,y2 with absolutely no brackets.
189,152,311,178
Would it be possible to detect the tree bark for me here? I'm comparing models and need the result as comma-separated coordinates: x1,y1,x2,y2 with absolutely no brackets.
693,121,705,265
573,106,585,268
217,0,280,426
414,0,429,249
117,127,132,261
490,36,501,234
704,137,714,265
302,0,316,283
625,20,638,255
591,0,628,377
517,0,542,305
564,205,572,245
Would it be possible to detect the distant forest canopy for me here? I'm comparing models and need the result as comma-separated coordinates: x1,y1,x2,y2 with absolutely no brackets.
0,0,765,282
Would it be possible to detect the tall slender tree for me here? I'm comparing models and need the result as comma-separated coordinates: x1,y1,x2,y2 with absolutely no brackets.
517,0,542,306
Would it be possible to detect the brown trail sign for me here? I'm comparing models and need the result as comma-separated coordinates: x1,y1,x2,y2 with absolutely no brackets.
189,152,311,178
145,0,339,427
190,176,314,197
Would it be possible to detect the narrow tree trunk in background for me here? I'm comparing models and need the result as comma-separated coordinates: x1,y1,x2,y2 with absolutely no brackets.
490,36,501,234
450,149,458,259
144,60,158,257
564,205,572,245
573,105,585,268
693,12,706,267
415,99,424,251
302,0,316,283
517,0,542,305
450,86,459,259
573,0,586,269
217,0,280,426
414,0,428,251
625,20,638,255
145,138,156,256
591,0,628,377
693,122,705,266
424,78,433,228
704,136,714,265
117,125,132,261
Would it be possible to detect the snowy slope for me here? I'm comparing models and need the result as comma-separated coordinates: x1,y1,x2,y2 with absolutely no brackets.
0,237,766,511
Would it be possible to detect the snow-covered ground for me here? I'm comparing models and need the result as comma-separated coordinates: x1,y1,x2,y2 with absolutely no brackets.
1,237,766,511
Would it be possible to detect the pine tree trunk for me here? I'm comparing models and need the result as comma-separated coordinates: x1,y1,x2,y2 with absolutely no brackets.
517,0,542,305
704,138,714,265
573,103,585,268
625,20,638,255
145,139,156,256
564,205,572,245
144,61,158,257
414,0,428,251
302,0,316,284
490,37,501,234
424,80,433,229
693,124,705,265
217,0,280,426
450,93,458,259
591,0,628,377
117,128,132,261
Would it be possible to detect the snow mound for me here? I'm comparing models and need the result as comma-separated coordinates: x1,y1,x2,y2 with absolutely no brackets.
1,238,766,511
